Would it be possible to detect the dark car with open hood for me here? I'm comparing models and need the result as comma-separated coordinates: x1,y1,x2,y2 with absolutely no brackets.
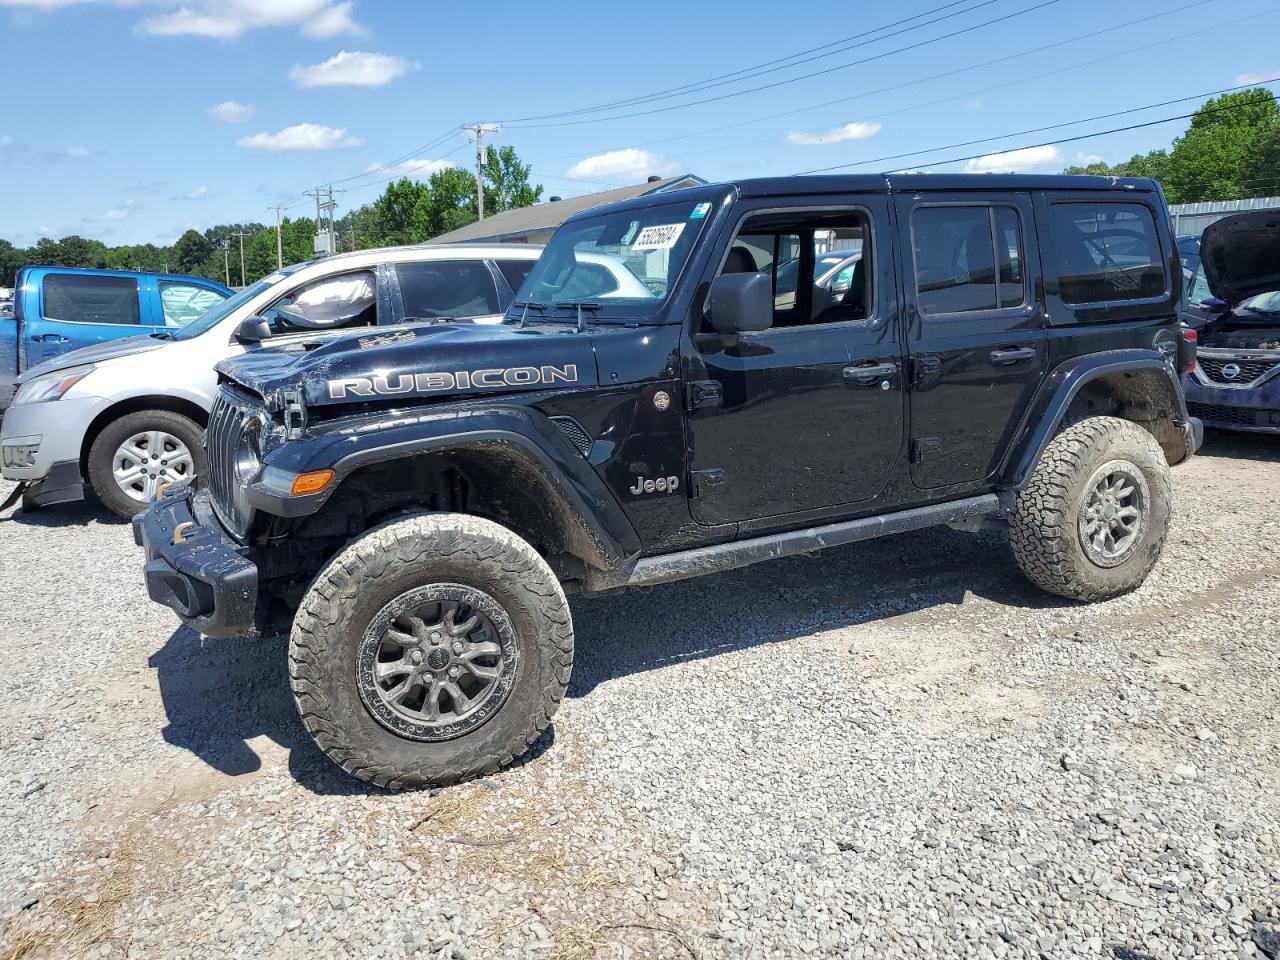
135,173,1202,789
1179,210,1280,434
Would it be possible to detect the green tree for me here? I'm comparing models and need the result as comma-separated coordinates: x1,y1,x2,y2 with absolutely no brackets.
482,145,543,215
1242,121,1280,196
174,229,214,274
421,167,479,236
368,178,432,246
0,239,26,287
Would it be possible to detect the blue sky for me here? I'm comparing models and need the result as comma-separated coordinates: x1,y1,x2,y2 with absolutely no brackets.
2,0,1278,247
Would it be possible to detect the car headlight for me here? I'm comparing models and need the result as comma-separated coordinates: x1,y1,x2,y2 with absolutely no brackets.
12,365,95,405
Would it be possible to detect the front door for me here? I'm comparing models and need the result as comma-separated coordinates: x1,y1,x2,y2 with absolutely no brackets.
685,197,905,526
894,193,1047,489
24,271,149,370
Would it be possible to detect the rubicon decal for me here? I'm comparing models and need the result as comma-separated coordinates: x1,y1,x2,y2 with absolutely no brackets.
328,364,579,399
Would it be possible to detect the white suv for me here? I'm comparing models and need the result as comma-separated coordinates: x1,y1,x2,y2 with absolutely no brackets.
0,244,541,518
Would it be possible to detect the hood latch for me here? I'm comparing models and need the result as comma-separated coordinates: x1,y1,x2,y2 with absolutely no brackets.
282,389,307,440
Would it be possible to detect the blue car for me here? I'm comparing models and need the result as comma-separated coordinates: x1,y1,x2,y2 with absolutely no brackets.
1,266,232,408
1181,211,1280,434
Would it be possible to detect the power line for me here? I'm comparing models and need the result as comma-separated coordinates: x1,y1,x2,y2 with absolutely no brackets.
527,0,1224,168
503,0,1062,129
793,90,1280,176
796,82,1280,174
496,0,1006,123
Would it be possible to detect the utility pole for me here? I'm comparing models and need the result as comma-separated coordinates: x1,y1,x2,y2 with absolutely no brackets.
271,207,284,269
229,230,250,286
221,241,230,287
465,123,499,220
306,185,341,256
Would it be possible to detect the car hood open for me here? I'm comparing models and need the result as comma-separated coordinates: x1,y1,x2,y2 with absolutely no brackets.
1200,209,1280,305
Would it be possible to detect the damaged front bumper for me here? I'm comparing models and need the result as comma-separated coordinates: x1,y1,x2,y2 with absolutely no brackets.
133,484,259,638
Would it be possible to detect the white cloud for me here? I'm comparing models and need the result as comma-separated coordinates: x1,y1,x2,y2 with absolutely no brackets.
99,200,141,221
138,0,365,39
1,134,88,165
1235,70,1280,86
962,99,984,112
67,145,89,157
364,157,453,180
1074,152,1104,166
210,100,253,122
289,50,419,89
184,185,209,199
786,121,881,146
964,145,1064,174
237,123,364,152
564,148,677,183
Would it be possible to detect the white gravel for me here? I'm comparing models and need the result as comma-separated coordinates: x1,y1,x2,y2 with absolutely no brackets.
2,431,1279,959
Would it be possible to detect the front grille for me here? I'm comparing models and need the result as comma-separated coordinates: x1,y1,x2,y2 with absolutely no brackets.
1186,402,1270,428
206,386,265,538
1198,356,1279,384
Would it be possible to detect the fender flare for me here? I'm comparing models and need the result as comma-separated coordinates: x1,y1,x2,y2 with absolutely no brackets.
247,403,641,573
1001,349,1190,489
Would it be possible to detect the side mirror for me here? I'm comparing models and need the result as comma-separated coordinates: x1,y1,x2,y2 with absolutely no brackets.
234,315,271,343
707,272,773,335
1199,296,1227,311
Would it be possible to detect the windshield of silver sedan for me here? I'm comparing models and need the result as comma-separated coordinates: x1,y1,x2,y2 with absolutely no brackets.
509,198,713,321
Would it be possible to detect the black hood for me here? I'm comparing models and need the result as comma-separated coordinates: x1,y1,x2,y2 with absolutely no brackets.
1200,209,1280,305
217,321,601,410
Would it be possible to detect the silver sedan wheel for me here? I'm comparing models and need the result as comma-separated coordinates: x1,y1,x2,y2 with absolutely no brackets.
112,430,196,503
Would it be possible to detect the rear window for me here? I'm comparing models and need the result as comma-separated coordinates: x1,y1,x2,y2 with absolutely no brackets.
495,259,536,296
1049,202,1166,305
910,205,1026,315
396,261,499,319
42,274,140,325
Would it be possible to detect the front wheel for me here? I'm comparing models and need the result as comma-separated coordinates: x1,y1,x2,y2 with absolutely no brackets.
1009,416,1172,602
289,513,574,790
87,410,206,519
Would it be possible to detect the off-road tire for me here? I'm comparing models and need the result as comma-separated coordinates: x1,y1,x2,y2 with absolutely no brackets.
1010,416,1171,602
87,410,207,519
289,513,573,790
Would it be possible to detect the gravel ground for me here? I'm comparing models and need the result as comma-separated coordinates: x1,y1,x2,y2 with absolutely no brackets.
1,432,1279,960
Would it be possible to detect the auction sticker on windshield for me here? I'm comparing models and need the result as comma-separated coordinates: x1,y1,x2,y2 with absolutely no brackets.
631,223,685,251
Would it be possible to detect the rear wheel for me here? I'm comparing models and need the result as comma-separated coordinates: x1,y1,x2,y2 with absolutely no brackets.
1009,416,1171,602
289,513,573,790
87,410,206,519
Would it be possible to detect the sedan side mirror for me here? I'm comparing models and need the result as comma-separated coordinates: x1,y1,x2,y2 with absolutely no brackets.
234,315,271,343
707,272,773,335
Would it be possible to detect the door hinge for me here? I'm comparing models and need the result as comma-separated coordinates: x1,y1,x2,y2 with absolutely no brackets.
912,355,942,389
687,380,723,410
690,468,726,498
910,437,941,463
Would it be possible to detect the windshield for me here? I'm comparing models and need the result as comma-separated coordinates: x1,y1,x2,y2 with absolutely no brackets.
510,197,712,321
1241,289,1280,317
172,264,306,340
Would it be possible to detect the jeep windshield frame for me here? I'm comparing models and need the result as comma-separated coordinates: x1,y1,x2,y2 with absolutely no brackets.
505,197,712,324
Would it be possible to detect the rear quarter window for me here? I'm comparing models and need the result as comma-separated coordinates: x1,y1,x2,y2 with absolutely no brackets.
1048,202,1167,305
42,273,140,325
495,259,536,296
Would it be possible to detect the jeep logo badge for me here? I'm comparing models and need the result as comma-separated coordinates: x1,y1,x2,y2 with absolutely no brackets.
1221,363,1241,380
629,475,680,496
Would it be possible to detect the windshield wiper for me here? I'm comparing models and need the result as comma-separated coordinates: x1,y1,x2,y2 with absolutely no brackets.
555,301,601,333
513,300,547,329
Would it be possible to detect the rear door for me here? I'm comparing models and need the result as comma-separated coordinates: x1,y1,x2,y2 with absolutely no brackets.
392,260,502,323
23,271,147,370
894,192,1046,489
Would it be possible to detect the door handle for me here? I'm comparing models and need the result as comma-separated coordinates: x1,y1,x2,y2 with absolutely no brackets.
843,362,897,385
990,346,1036,365
32,334,70,344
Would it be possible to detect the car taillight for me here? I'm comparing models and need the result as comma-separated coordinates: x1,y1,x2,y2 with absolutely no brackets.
1179,326,1198,374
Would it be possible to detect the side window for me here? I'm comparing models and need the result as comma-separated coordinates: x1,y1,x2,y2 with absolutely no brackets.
158,282,228,328
1187,265,1213,305
495,259,535,297
911,205,1026,315
716,211,872,329
1049,202,1166,304
263,270,376,333
42,274,140,325
396,261,500,320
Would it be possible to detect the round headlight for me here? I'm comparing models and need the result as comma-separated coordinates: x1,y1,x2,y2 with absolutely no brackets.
232,416,263,485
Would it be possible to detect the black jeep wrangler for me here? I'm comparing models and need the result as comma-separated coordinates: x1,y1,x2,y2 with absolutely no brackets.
136,174,1202,789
